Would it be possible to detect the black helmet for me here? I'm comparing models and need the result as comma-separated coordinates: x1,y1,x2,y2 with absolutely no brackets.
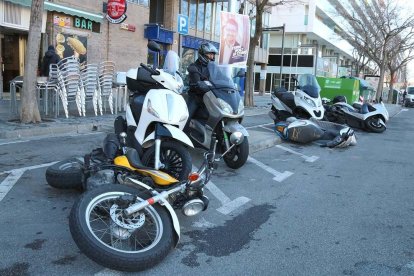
333,95,347,104
198,43,218,65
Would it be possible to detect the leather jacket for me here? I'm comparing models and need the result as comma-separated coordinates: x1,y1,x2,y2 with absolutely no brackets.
187,59,210,96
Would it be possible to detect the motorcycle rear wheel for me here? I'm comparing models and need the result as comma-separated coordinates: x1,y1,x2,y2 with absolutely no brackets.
141,141,192,181
365,117,386,133
45,158,83,190
69,184,174,272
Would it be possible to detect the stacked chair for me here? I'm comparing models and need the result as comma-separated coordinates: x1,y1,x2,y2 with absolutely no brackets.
97,61,116,115
80,64,99,116
52,58,115,118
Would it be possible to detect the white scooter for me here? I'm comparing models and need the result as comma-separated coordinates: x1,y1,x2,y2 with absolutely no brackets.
323,95,389,133
117,41,193,181
269,74,325,122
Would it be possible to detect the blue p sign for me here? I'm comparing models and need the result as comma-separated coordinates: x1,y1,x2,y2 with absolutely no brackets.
177,14,188,35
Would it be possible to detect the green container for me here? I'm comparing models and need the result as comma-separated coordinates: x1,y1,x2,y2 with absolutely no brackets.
317,77,360,103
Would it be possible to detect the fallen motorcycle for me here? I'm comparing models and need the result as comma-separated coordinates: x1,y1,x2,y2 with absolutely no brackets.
68,131,245,272
323,96,389,133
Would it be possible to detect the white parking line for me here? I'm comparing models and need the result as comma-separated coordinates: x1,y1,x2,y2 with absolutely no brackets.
94,268,123,276
276,145,319,162
0,161,58,202
193,165,251,215
247,157,293,182
245,123,274,129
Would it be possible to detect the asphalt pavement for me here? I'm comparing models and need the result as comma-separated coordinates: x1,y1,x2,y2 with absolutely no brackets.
0,94,403,154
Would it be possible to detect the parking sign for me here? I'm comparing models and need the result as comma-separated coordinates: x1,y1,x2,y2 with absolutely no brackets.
177,14,188,35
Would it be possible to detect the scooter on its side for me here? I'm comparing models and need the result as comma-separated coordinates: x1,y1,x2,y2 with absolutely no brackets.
268,74,325,122
323,95,389,133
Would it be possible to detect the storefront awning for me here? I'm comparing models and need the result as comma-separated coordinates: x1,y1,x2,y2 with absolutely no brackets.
4,0,104,23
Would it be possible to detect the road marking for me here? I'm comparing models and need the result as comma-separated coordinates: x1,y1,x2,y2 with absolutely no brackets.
247,156,293,182
193,165,251,215
94,269,123,276
276,145,319,162
0,132,103,146
192,217,216,228
404,261,414,270
0,140,29,146
0,161,58,202
245,123,274,129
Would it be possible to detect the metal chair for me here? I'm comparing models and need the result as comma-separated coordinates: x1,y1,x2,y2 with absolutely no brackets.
80,64,99,116
55,57,82,118
97,61,115,114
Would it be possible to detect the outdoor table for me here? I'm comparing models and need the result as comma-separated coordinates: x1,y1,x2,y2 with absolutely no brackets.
9,76,56,116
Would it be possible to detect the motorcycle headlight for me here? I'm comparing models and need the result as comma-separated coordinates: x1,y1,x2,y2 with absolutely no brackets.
303,96,316,107
217,98,233,114
238,99,244,114
147,99,160,118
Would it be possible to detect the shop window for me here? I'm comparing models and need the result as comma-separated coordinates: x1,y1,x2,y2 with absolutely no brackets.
205,2,212,33
127,0,149,7
181,0,189,16
147,44,168,68
180,48,196,86
197,0,205,31
189,0,197,29
149,0,164,24
214,1,222,37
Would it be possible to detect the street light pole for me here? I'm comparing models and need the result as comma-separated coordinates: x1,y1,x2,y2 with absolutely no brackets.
279,23,285,88
263,24,285,88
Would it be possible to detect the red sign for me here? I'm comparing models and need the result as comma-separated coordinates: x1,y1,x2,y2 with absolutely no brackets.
106,0,127,24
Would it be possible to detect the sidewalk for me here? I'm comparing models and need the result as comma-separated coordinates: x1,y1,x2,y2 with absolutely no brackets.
0,94,278,153
0,94,403,153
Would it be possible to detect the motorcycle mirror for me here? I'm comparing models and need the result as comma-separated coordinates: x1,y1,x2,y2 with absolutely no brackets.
230,132,244,145
147,40,161,52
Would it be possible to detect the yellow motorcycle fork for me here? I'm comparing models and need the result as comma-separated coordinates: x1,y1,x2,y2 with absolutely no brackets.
113,156,178,186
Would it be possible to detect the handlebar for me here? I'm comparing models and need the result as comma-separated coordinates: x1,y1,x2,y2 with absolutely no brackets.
140,63,160,75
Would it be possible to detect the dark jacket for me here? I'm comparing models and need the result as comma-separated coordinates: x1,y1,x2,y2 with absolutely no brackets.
41,47,60,77
187,59,210,96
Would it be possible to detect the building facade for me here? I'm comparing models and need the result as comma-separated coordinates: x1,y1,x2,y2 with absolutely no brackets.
1,0,270,96
264,0,358,92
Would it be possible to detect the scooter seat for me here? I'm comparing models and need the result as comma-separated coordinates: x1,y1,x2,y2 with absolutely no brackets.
125,148,148,169
276,91,295,110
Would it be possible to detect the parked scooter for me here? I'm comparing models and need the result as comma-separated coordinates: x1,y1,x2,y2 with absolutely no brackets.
268,74,325,122
323,95,389,133
69,132,245,272
116,41,192,181
186,62,249,169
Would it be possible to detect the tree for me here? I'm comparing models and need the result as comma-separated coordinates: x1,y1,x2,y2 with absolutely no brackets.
327,0,414,102
20,0,43,123
240,0,301,107
385,36,414,102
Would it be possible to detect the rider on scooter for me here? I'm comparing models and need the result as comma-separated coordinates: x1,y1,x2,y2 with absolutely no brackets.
185,43,218,128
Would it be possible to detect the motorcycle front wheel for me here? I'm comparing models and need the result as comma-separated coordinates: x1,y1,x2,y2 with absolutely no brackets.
365,117,386,133
222,136,249,169
141,141,192,181
69,185,174,272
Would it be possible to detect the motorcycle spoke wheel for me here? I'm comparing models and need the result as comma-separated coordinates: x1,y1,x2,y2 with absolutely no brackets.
86,192,163,253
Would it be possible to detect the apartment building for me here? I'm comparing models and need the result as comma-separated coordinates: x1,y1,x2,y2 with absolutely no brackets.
263,0,357,92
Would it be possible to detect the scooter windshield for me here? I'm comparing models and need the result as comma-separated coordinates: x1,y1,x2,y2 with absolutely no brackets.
163,50,184,92
297,74,321,98
207,62,235,89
